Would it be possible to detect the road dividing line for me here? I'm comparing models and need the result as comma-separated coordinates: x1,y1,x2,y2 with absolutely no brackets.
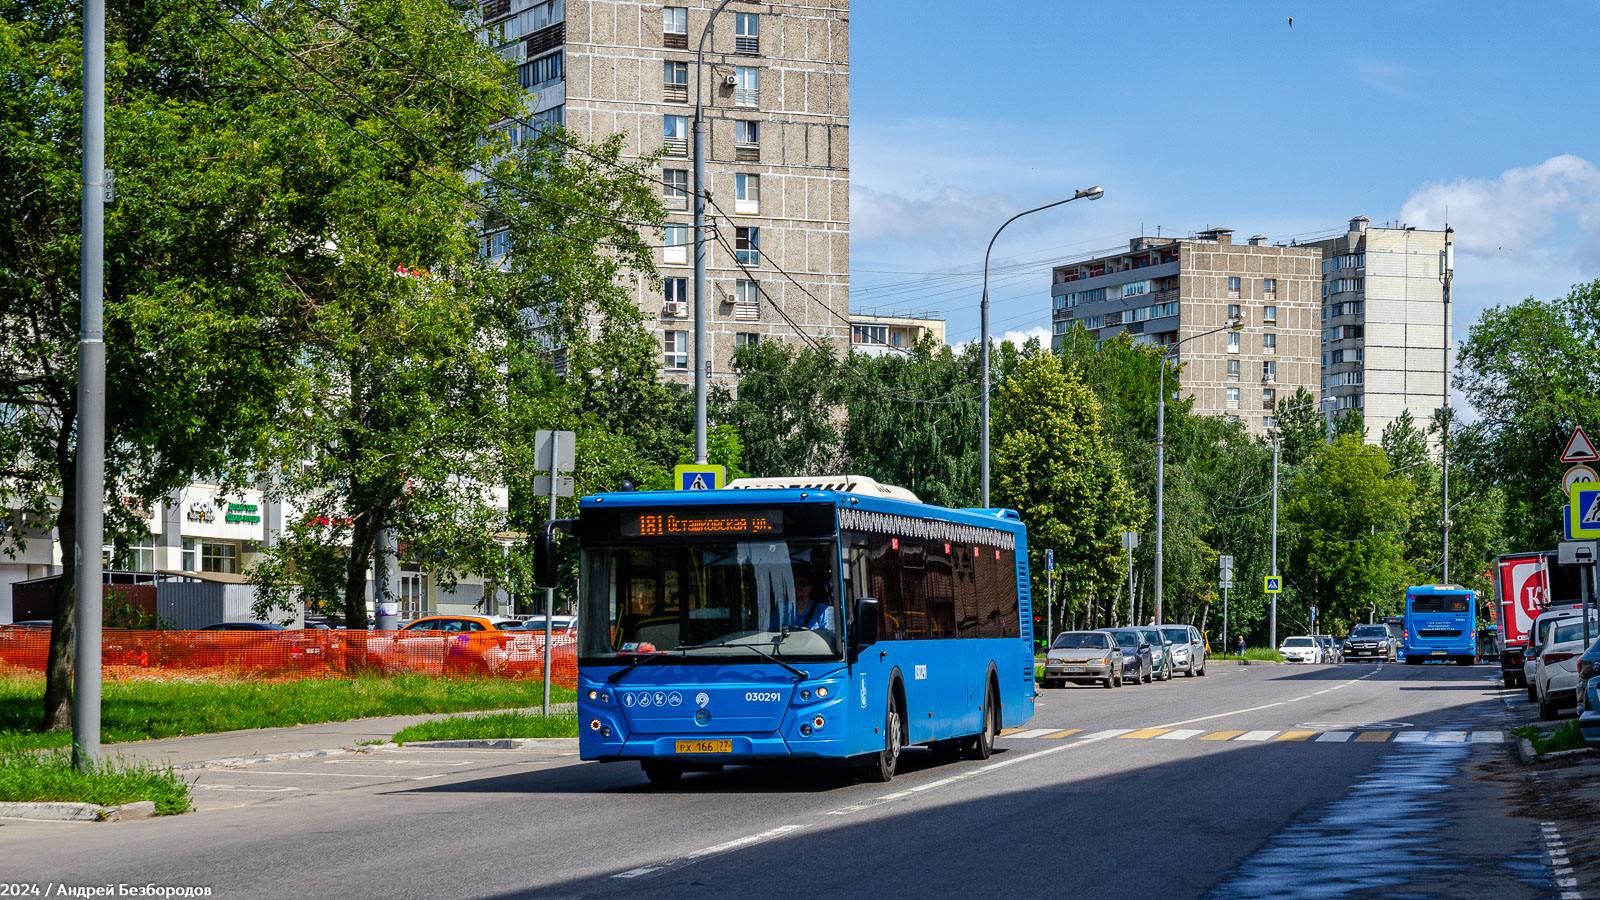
1274,731,1316,742
1120,728,1172,739
1006,728,1058,739
1355,731,1391,742
1394,731,1429,742
1199,731,1244,741
685,825,808,859
1316,731,1354,742
1236,731,1279,742
1156,729,1204,740
1156,702,1284,729
1042,729,1082,739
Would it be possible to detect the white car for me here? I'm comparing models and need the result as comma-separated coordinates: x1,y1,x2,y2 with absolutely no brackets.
1280,635,1321,664
1525,608,1585,701
1533,613,1598,720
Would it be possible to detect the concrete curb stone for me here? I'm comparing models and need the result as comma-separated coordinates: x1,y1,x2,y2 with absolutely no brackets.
403,737,580,750
0,799,156,823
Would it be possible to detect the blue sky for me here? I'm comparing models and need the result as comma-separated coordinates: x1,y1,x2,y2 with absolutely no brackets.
848,1,1600,351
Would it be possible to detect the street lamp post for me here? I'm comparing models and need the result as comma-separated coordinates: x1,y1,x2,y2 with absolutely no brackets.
980,186,1104,508
1438,226,1454,583
691,0,737,465
1153,316,1243,626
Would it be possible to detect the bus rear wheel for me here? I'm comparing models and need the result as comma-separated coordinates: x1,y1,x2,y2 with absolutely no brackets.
862,695,903,783
964,684,997,761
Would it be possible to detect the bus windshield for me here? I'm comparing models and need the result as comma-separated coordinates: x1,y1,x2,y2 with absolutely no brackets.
580,540,842,663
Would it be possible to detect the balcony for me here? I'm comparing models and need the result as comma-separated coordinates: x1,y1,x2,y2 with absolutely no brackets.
481,0,510,19
1153,288,1179,304
525,22,564,56
663,137,688,157
734,88,759,107
735,141,759,162
663,83,688,103
734,302,759,321
663,31,688,49
735,35,759,54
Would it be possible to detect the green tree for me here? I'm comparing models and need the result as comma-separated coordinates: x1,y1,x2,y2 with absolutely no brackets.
717,340,844,478
992,347,1145,627
842,340,981,508
1275,387,1325,466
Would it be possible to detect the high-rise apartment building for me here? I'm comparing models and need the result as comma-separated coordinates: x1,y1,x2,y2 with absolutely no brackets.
1306,217,1449,441
1048,230,1322,437
482,0,851,377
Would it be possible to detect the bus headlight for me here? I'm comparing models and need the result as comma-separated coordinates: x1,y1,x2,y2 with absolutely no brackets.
816,686,829,698
812,715,825,729
589,718,602,732
800,724,812,736
587,689,598,701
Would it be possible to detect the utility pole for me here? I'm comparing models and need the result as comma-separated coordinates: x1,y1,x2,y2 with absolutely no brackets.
73,0,107,772
1270,434,1280,650
1439,226,1454,584
691,0,736,465
1154,355,1166,625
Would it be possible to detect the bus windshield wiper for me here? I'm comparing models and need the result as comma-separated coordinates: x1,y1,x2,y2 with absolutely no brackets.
606,652,675,684
711,641,809,681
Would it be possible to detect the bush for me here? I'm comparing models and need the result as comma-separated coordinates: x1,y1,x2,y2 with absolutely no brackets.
0,751,190,815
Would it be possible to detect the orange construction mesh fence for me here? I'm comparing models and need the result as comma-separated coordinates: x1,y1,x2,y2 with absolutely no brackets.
0,627,577,683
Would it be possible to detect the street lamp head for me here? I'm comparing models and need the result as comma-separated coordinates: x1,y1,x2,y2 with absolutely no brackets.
1076,186,1105,201
1227,314,1245,331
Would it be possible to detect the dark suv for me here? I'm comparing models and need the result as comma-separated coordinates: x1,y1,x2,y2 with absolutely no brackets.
1343,624,1396,662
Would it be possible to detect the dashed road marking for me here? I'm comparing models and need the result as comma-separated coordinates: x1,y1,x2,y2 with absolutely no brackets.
1236,730,1280,741
1316,731,1354,742
997,727,1504,744
1041,729,1082,739
1200,730,1245,741
1157,729,1205,740
1275,731,1316,742
1355,731,1391,742
1120,728,1172,739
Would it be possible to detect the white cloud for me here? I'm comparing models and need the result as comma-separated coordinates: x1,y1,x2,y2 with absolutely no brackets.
1350,59,1415,98
1399,155,1600,266
851,185,1021,247
953,325,1052,353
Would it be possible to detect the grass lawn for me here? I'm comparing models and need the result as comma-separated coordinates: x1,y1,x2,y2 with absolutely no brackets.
0,674,577,752
1516,721,1587,755
393,711,579,743
0,750,190,815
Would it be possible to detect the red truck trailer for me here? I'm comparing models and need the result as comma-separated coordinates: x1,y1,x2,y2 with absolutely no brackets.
1493,554,1547,687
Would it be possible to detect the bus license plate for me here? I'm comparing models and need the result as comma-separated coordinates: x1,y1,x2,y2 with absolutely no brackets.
675,740,732,754
1431,649,1446,655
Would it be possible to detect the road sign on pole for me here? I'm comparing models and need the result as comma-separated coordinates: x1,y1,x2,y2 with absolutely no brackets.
1563,465,1598,494
1562,427,1598,463
1264,575,1282,594
673,464,725,491
1571,484,1600,539
533,430,576,473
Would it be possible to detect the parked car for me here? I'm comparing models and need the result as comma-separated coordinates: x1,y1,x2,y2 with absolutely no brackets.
1100,628,1153,684
1578,639,1600,748
1043,631,1126,688
370,614,558,676
1138,627,1175,681
1159,624,1207,677
1525,608,1587,701
1343,624,1396,662
1280,635,1321,664
1532,614,1598,720
1318,635,1342,663
517,615,577,637
185,622,333,670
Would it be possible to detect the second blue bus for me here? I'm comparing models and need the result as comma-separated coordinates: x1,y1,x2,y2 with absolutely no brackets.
1402,584,1477,666
535,476,1037,784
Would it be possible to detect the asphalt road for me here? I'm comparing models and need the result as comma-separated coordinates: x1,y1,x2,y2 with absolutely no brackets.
1,662,1565,899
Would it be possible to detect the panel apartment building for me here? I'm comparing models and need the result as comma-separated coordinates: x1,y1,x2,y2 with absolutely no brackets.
1305,217,1449,441
1048,229,1322,437
482,0,851,376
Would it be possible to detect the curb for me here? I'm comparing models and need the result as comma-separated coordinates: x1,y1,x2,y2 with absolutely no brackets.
1518,737,1598,765
171,745,362,772
0,800,155,823
402,738,580,750
1520,737,1538,765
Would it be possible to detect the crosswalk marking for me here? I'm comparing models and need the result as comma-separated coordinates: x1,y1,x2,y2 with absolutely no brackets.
1120,728,1172,739
1236,730,1280,741
1275,731,1316,742
1432,730,1468,743
1042,729,1083,739
1316,731,1354,742
1157,729,1205,740
1081,729,1134,740
1394,731,1429,742
1008,728,1058,739
999,726,1030,736
1471,731,1504,743
1199,730,1245,741
1355,731,1391,742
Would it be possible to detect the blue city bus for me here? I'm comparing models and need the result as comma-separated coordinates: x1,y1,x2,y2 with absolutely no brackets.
1402,584,1477,666
535,477,1036,784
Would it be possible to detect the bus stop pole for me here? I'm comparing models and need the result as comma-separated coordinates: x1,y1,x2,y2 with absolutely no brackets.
542,451,556,717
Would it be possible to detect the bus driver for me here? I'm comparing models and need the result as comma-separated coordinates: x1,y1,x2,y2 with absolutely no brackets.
789,574,834,631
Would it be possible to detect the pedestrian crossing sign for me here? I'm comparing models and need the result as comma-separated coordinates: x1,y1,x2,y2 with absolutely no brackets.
1263,575,1282,594
674,464,725,492
1570,483,1600,539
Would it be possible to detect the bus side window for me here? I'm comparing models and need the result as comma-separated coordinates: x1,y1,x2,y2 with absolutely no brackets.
925,548,957,638
974,547,1001,639
899,540,930,640
953,546,979,637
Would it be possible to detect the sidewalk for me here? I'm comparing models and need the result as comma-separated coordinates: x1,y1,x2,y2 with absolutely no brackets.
102,703,577,769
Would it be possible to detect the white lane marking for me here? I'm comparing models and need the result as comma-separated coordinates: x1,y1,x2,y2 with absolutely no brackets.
909,777,960,793
206,770,407,778
1006,728,1057,739
1080,729,1133,740
193,784,296,792
1471,731,1504,743
613,867,662,879
1316,731,1354,742
1394,731,1429,742
1152,669,1379,730
1156,729,1204,740
686,824,807,859
1430,731,1469,743
322,758,476,766
1236,730,1279,742
1287,695,1314,702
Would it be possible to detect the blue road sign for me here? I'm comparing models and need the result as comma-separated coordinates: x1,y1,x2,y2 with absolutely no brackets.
1263,575,1282,594
674,464,725,491
1571,485,1600,539
1565,504,1574,541
1046,549,1054,571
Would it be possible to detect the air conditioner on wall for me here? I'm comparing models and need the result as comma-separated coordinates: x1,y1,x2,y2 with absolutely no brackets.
723,73,739,87
663,302,687,317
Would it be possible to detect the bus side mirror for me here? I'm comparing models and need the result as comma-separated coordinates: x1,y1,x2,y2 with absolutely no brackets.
853,597,880,648
533,519,576,589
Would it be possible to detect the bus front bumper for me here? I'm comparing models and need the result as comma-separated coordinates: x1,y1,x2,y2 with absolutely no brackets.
581,732,849,762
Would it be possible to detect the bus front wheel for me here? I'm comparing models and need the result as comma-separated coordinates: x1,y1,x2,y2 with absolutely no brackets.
862,694,903,783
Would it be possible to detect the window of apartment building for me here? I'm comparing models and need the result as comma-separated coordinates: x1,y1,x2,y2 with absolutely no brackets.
1262,361,1277,383
735,13,759,53
399,569,430,619
663,224,689,265
524,104,564,138
1343,325,1364,340
111,536,156,572
1227,276,1241,298
1126,305,1149,324
1330,277,1364,294
1263,278,1276,295
1052,320,1070,335
480,229,512,260
664,277,688,307
1262,388,1276,410
1227,359,1240,380
1152,301,1178,318
518,51,563,90
734,279,760,319
734,120,760,160
1331,349,1345,364
1083,315,1102,329
734,67,760,107
181,537,196,571
662,169,689,209
735,332,760,348
734,226,760,265
663,60,689,103
202,542,238,575
1121,280,1150,298
663,115,689,156
1262,332,1276,354
1263,415,1278,431
1227,303,1240,321
734,173,760,214
1263,305,1277,323
854,325,889,346
1322,283,1329,299
664,331,689,370
1053,295,1067,312
1226,387,1240,409
662,6,688,47
1227,332,1239,353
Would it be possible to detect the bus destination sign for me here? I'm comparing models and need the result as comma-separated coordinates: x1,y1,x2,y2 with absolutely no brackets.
622,510,783,538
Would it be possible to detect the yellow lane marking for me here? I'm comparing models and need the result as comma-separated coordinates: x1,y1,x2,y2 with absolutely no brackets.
1199,730,1245,741
1000,727,1029,736
1275,731,1317,742
1120,728,1173,739
1355,731,1391,742
1042,730,1083,739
